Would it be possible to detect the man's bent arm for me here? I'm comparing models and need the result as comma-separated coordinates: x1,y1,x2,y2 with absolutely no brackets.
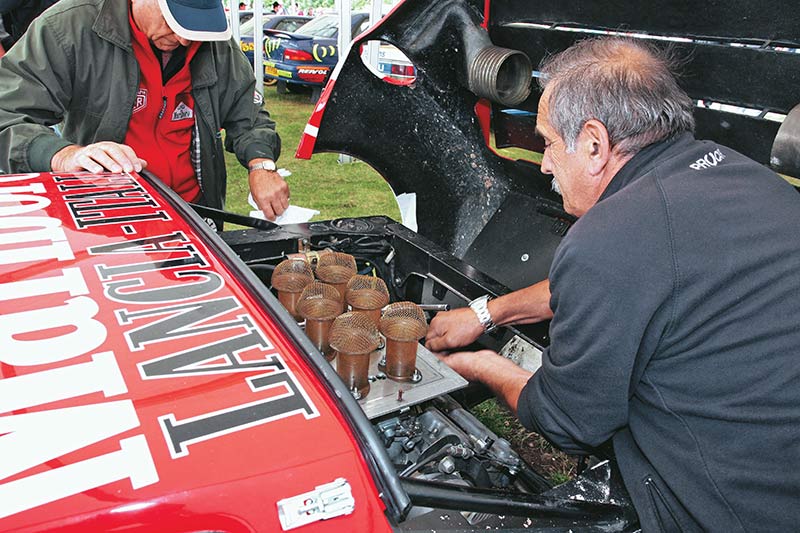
426,279,553,352
489,279,553,325
0,11,73,172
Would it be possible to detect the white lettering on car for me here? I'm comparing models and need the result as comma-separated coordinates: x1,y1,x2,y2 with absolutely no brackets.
0,296,106,366
55,174,170,229
0,175,158,519
0,213,74,266
0,435,157,519
90,233,319,459
0,351,126,414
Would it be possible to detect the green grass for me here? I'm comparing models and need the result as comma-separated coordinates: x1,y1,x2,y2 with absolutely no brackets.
224,90,401,222
473,398,577,485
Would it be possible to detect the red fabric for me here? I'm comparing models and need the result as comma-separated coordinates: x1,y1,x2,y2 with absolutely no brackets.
126,10,201,202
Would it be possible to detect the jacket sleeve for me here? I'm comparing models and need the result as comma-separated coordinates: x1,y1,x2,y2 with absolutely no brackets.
516,194,675,455
217,39,281,166
0,12,74,173
0,0,25,14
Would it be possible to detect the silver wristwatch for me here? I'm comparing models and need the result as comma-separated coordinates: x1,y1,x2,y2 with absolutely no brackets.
468,294,496,332
249,159,277,172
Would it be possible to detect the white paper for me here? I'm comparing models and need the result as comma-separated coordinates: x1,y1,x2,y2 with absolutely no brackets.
396,192,418,232
247,172,319,225
249,205,320,225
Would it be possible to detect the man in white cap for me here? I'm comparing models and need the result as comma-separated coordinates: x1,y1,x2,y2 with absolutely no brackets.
0,0,288,221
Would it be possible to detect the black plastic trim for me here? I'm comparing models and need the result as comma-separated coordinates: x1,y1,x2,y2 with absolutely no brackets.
401,477,631,525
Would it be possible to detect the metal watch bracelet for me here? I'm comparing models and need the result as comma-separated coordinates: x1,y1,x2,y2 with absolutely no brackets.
468,294,497,332
249,160,276,172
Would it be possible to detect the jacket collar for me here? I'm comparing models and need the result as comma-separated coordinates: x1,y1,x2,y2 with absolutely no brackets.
92,0,134,51
599,132,695,202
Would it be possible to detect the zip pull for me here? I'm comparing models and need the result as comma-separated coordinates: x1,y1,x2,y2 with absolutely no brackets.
158,96,167,119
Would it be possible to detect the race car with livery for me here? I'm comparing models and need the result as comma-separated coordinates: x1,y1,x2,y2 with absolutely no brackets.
2,0,798,531
238,14,312,68
262,12,372,96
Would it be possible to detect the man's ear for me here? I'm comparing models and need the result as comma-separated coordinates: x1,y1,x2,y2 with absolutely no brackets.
580,119,612,176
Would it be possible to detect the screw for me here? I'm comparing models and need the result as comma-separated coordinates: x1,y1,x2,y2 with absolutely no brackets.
520,253,529,262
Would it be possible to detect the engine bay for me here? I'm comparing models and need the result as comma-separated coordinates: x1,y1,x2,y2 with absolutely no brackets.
221,215,638,530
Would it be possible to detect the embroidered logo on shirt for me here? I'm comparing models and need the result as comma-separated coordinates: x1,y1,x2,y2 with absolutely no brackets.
133,88,147,114
689,149,726,170
171,101,194,121
253,90,264,106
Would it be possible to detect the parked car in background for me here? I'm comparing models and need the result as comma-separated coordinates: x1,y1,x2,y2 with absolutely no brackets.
239,14,312,69
375,42,416,83
231,9,254,26
262,12,372,97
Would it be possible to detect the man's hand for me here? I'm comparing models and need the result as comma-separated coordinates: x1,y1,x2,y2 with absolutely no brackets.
434,349,492,382
426,280,554,353
249,166,289,221
436,349,532,415
425,307,485,352
51,142,147,173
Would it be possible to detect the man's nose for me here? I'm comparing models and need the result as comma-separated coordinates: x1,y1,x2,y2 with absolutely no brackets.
540,151,553,175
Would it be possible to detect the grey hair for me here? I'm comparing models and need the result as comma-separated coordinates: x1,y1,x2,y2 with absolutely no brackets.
538,37,695,156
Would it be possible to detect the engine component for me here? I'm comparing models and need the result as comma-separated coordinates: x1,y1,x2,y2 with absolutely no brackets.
345,274,389,326
316,252,357,301
379,302,427,381
297,281,343,361
376,399,549,497
467,45,532,107
330,312,381,399
271,258,314,320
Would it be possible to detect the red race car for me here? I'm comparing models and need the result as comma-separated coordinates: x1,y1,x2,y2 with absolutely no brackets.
3,0,797,530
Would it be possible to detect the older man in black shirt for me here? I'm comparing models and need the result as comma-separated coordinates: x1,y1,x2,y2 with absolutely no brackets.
427,38,800,532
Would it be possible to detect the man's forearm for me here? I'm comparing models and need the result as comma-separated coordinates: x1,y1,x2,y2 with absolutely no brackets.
489,279,553,326
463,351,533,415
437,350,540,449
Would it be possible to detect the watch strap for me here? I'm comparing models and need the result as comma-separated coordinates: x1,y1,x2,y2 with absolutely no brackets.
249,160,276,172
468,294,496,332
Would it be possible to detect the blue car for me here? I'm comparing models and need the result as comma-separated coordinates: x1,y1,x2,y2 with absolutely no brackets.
238,14,312,67
262,13,372,94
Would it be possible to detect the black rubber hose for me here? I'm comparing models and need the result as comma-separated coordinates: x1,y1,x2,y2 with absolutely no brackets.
401,477,628,523
516,461,553,494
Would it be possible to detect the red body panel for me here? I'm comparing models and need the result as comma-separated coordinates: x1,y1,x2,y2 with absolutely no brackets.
0,172,391,532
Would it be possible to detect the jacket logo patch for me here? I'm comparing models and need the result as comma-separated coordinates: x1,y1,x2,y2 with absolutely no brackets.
690,149,726,170
133,89,147,114
171,101,193,122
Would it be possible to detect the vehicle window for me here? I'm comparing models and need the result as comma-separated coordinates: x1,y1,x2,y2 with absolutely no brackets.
238,15,278,37
275,19,305,32
294,15,339,38
353,18,370,36
238,17,257,37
